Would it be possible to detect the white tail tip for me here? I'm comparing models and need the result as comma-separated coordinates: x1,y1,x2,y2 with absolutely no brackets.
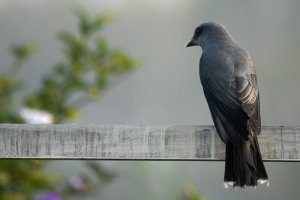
224,180,269,188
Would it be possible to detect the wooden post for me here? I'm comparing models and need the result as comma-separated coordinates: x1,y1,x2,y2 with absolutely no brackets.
0,124,299,161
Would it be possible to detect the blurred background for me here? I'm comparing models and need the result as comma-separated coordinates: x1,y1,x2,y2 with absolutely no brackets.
0,0,300,199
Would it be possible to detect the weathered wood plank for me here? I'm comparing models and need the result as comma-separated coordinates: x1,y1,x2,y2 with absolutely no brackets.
0,124,299,161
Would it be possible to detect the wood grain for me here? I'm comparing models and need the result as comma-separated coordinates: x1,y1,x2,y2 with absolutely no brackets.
0,124,299,161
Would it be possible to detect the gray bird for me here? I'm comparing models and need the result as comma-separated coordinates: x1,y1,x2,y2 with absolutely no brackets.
187,22,268,188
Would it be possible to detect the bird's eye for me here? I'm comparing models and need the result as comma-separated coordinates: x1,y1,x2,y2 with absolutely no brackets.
195,28,202,35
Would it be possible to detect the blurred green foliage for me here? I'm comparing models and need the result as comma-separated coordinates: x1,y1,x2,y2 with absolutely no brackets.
182,185,209,200
0,43,37,123
25,8,140,123
0,7,138,200
0,161,53,200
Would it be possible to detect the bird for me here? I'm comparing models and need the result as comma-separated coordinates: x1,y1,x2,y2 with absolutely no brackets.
186,22,268,188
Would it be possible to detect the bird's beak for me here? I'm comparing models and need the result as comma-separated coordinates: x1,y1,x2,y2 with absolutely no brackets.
186,39,198,47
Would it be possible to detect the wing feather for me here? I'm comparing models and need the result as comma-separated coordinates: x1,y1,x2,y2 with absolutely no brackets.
201,72,260,146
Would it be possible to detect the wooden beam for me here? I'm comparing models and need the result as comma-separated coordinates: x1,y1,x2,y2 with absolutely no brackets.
0,124,299,161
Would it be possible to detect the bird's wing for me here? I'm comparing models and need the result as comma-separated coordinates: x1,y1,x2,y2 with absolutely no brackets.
201,72,260,146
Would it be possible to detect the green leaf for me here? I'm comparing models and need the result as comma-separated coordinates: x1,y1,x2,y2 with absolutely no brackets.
109,51,139,73
53,64,67,75
96,68,108,88
94,36,109,57
10,43,37,61
92,13,114,31
65,108,80,120
69,76,88,90
74,8,92,36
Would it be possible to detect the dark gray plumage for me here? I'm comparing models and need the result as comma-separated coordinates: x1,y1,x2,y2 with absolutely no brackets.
187,22,268,188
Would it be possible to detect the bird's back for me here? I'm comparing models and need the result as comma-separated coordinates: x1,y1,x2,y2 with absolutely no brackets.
200,41,254,79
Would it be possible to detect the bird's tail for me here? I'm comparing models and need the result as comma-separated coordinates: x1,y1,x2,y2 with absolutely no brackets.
224,136,268,188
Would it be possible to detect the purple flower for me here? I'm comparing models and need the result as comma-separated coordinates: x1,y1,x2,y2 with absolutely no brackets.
36,191,62,200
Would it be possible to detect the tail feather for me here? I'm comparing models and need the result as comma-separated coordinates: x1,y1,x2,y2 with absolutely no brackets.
224,136,268,188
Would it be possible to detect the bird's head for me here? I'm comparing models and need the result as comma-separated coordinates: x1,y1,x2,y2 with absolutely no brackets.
186,21,232,49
